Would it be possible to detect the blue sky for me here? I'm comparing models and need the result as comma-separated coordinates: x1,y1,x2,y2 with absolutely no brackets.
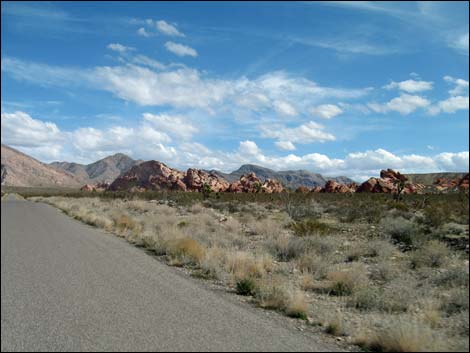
1,1,469,180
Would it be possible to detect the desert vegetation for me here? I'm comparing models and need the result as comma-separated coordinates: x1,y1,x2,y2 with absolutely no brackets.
27,190,469,351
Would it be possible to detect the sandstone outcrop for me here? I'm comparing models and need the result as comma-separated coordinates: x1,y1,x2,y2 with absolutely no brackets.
185,168,229,192
228,172,284,193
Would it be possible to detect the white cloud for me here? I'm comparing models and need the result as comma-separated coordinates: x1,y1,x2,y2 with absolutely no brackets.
384,79,433,93
261,121,336,144
273,100,297,116
3,111,468,177
2,56,371,116
143,113,198,140
450,32,469,54
275,141,296,151
156,20,184,37
106,43,135,53
428,95,469,115
164,41,198,57
137,27,152,37
310,104,343,119
238,140,262,156
368,94,430,115
1,111,62,147
443,76,469,96
131,55,166,70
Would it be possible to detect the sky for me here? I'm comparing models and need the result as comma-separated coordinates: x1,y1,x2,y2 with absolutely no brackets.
1,1,469,180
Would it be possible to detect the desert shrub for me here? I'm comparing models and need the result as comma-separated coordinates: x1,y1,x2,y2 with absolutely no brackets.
369,260,400,282
422,206,448,228
326,264,369,296
114,214,138,232
267,235,307,261
224,251,270,279
297,253,331,280
306,235,338,255
324,314,346,336
381,216,420,247
254,278,289,311
280,194,323,221
285,291,308,319
166,237,205,266
432,266,469,288
356,320,439,352
348,284,410,313
236,278,257,296
365,239,397,258
440,288,469,315
410,240,450,269
290,219,333,237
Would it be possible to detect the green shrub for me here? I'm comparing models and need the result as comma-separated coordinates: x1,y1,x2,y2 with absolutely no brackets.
236,278,257,296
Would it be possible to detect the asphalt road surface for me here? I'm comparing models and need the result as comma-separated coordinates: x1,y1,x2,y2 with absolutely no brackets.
1,199,341,352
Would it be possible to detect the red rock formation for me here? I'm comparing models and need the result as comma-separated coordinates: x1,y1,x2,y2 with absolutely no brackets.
184,168,229,192
357,169,424,194
296,186,310,193
109,161,187,191
262,178,284,193
459,174,469,189
80,182,110,192
322,180,356,193
228,173,284,193
311,186,323,193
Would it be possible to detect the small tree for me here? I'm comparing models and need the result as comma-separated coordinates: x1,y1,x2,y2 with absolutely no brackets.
393,179,406,201
202,183,212,200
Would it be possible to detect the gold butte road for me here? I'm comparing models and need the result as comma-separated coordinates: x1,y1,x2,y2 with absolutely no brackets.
1,199,343,352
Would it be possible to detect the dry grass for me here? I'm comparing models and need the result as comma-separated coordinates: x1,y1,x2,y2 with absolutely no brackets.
356,320,440,352
32,195,469,352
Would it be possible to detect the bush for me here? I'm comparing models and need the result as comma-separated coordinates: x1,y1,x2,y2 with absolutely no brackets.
326,264,368,296
381,216,420,247
440,288,469,315
410,240,450,269
167,237,205,266
268,235,307,261
254,279,288,311
285,291,308,319
236,278,257,296
356,320,438,352
290,219,333,237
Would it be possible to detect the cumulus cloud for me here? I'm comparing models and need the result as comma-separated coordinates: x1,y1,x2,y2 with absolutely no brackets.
428,95,469,115
164,41,198,57
368,94,430,115
275,141,296,151
443,76,469,96
310,104,343,119
107,43,135,53
1,111,63,147
260,121,336,145
143,113,198,140
156,20,184,37
273,100,297,116
3,111,468,177
137,27,152,37
384,79,433,93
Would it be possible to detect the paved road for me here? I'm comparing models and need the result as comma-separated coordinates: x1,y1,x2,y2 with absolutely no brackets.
1,200,341,352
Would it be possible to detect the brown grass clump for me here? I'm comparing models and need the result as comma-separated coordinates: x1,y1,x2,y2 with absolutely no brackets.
356,320,439,352
326,264,369,296
167,237,205,266
285,290,309,319
254,278,289,311
114,214,138,233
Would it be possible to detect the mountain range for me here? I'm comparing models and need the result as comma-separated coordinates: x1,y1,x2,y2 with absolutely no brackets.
2,144,466,189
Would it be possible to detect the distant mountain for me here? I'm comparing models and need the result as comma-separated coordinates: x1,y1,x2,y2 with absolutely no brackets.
208,164,354,189
1,144,81,187
405,172,468,185
50,153,141,184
